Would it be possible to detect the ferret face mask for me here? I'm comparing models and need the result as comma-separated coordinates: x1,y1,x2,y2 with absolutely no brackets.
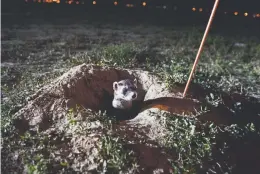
113,79,138,101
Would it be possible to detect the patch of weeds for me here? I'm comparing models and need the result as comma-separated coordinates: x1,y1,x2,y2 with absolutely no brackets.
97,44,137,68
1,90,28,137
98,135,137,173
207,123,260,174
164,112,260,174
162,62,193,90
161,52,259,97
1,66,22,89
152,34,259,97
1,128,52,173
164,116,218,174
24,154,49,174
1,68,61,136
1,68,65,173
19,132,51,166
65,105,116,131
66,105,82,126
205,93,224,107
65,52,93,67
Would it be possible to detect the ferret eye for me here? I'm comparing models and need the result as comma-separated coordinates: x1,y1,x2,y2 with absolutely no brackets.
130,87,136,90
118,83,123,86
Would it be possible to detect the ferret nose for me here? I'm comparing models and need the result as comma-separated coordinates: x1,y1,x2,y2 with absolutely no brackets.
132,93,137,99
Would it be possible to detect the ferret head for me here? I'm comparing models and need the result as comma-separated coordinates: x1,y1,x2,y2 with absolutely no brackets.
112,79,138,109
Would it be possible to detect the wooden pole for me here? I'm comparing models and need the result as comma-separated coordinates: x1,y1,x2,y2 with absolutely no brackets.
182,0,220,98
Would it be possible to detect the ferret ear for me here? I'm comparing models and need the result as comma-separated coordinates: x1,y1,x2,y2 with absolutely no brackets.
113,82,118,91
133,78,137,87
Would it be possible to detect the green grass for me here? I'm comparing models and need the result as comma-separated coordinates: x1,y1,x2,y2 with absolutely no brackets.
1,21,260,173
163,115,259,174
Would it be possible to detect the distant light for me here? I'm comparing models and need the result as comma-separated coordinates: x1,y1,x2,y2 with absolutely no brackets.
142,2,146,6
82,2,84,4
76,1,79,4
257,14,260,18
114,1,118,5
173,6,177,11
126,4,134,7
93,1,96,5
38,0,41,3
234,12,238,16
163,5,166,9
244,12,248,16
68,1,72,4
25,0,28,2
224,12,227,14
199,8,203,12
57,0,60,3
192,7,196,12
253,14,256,18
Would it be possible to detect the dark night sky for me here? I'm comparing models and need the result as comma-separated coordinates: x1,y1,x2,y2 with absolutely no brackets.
2,0,260,11
2,0,260,25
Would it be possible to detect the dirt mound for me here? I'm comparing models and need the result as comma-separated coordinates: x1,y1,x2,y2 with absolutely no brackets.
14,63,235,130
9,63,259,173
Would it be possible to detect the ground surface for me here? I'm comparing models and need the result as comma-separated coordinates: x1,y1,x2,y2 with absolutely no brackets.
1,12,260,174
